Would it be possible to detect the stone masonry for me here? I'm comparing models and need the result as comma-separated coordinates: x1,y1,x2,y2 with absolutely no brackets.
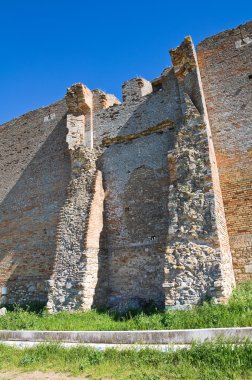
0,21,251,311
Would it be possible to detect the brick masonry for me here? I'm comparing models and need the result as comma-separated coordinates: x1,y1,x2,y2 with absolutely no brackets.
0,21,251,311
0,100,69,305
197,21,252,283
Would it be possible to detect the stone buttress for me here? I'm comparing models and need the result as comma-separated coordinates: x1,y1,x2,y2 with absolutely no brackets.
47,84,105,312
164,37,235,308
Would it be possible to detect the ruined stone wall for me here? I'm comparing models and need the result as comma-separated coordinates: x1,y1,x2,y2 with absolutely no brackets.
1,22,249,311
163,37,235,308
47,147,102,312
0,100,69,304
98,131,175,310
92,52,235,310
197,21,252,282
92,72,180,311
92,73,180,147
47,84,106,312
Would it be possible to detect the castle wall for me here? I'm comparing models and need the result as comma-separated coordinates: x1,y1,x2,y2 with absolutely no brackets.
92,52,235,310
98,131,175,310
90,72,179,310
93,73,180,147
0,100,69,304
197,22,252,282
47,85,107,312
0,22,250,311
46,147,101,312
163,37,235,308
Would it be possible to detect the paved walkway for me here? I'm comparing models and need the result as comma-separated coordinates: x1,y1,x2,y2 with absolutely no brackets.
0,327,251,348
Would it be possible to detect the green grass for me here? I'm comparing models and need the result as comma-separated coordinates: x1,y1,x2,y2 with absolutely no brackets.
0,281,252,331
0,341,252,379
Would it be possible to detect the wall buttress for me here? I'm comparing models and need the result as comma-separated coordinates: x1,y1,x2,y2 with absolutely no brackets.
163,37,235,309
47,84,104,312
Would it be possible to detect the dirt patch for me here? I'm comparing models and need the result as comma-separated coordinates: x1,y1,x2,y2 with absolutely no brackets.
0,372,89,380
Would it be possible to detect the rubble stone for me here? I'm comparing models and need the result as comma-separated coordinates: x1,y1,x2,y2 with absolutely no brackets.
0,21,251,311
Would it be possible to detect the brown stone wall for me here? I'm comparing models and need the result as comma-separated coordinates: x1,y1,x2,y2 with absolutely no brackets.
197,22,252,282
1,22,249,311
93,71,180,311
163,37,235,308
46,147,101,312
98,131,174,310
0,99,70,304
47,84,107,312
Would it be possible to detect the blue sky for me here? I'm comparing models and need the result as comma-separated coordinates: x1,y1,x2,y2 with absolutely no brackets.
0,0,251,124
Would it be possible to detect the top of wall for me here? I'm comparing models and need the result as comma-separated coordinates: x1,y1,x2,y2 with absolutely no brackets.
197,20,252,48
0,99,66,129
1,20,251,128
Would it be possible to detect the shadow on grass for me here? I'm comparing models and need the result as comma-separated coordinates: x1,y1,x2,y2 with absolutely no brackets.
3,301,47,314
94,300,165,321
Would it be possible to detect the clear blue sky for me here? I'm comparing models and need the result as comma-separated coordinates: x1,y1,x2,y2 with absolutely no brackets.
0,0,251,124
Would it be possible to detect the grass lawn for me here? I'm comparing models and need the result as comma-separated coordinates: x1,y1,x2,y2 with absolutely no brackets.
0,282,251,379
0,281,251,331
0,341,252,379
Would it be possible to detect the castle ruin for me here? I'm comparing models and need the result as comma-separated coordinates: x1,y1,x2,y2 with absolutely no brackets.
0,22,251,312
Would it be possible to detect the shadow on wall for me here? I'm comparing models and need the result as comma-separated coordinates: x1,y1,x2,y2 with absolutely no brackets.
93,74,179,312
0,71,178,311
0,115,71,305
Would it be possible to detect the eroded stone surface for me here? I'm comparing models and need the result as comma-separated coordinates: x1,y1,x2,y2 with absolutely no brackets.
1,21,251,311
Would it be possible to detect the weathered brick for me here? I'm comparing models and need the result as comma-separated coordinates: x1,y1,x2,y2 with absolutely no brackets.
0,21,251,311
